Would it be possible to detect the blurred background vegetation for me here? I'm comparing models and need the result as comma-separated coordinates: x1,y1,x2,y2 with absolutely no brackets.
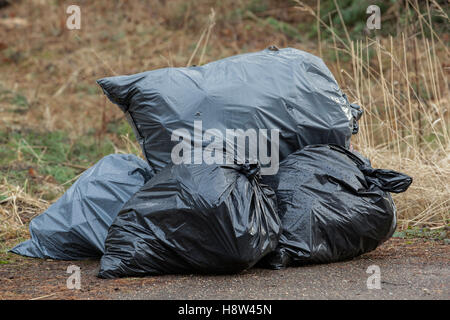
0,0,448,245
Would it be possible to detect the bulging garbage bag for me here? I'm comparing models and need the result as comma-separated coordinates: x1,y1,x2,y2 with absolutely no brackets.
260,144,412,269
98,162,281,279
97,47,362,176
11,154,154,260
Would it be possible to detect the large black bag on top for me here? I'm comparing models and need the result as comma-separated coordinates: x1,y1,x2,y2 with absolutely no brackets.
11,154,154,260
260,145,412,269
97,47,362,175
98,163,281,279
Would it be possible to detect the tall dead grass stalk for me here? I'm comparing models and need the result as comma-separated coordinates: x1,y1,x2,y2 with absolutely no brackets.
297,0,449,229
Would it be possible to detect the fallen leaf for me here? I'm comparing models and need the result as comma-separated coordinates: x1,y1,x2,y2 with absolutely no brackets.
28,167,38,178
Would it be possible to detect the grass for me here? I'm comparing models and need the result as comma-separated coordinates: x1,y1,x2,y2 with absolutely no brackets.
0,121,141,242
0,128,123,241
297,0,449,230
0,130,112,181
0,0,448,245
393,226,448,241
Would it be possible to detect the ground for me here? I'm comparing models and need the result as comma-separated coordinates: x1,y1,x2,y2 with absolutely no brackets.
0,238,448,300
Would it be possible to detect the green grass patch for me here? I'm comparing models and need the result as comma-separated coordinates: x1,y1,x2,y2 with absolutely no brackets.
0,129,115,199
0,85,29,112
393,226,448,241
265,17,302,41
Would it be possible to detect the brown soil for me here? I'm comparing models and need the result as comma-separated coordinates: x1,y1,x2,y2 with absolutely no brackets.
1,238,448,300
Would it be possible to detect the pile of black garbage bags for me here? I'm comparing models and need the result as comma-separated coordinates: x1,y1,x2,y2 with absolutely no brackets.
12,47,412,278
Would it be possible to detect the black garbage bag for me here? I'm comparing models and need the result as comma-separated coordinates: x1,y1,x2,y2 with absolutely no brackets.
97,47,362,175
98,162,281,279
260,144,412,269
11,154,154,260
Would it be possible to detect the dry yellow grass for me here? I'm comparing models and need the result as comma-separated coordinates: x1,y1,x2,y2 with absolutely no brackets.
297,0,449,229
0,181,49,240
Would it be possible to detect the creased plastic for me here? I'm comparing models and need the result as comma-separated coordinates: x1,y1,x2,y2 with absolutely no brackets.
260,144,412,269
97,47,361,174
11,154,154,260
98,163,281,279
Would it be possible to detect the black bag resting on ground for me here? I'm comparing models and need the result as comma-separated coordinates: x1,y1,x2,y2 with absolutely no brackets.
260,145,412,269
97,47,363,174
98,163,281,279
11,154,154,260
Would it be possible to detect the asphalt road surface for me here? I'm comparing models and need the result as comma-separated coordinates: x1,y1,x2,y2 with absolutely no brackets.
1,238,448,300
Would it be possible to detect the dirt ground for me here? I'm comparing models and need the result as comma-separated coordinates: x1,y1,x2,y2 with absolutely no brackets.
0,238,448,300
